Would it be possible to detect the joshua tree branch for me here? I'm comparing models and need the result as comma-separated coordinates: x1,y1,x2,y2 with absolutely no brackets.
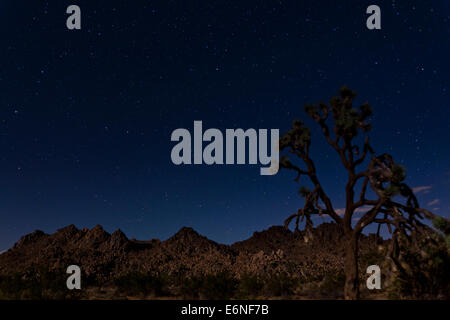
353,136,374,168
354,199,385,233
317,117,349,168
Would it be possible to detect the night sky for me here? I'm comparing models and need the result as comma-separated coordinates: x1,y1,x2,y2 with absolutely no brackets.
1,1,449,251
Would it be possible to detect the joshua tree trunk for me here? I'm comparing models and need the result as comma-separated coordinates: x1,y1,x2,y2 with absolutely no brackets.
344,232,360,300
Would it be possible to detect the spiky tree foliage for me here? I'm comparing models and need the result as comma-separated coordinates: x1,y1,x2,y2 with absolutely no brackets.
386,221,450,299
280,87,444,299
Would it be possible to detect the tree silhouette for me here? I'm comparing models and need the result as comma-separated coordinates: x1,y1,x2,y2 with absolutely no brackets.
280,87,443,299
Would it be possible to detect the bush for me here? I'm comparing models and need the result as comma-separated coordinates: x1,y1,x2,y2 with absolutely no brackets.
319,269,345,299
179,275,204,299
0,267,78,300
199,272,237,300
359,249,385,268
178,272,238,299
235,273,264,299
262,273,297,298
114,272,168,297
387,233,450,299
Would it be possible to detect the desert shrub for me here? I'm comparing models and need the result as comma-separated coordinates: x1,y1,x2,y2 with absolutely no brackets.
114,272,168,297
262,272,297,298
178,272,238,299
0,274,30,299
179,275,204,299
387,233,450,299
199,272,237,300
0,267,77,300
359,249,385,269
235,273,264,299
179,272,300,299
319,269,345,299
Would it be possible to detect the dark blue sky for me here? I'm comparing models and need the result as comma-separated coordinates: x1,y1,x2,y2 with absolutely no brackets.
0,1,449,251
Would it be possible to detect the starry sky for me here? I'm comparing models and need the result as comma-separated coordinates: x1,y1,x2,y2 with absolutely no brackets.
0,1,449,251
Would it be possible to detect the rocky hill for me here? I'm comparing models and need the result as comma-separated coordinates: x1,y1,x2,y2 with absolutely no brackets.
0,222,385,284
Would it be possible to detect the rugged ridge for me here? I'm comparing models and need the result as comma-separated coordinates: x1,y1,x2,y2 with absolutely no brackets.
0,223,386,283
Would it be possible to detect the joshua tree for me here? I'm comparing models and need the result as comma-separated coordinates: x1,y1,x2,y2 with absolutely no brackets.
280,87,443,299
